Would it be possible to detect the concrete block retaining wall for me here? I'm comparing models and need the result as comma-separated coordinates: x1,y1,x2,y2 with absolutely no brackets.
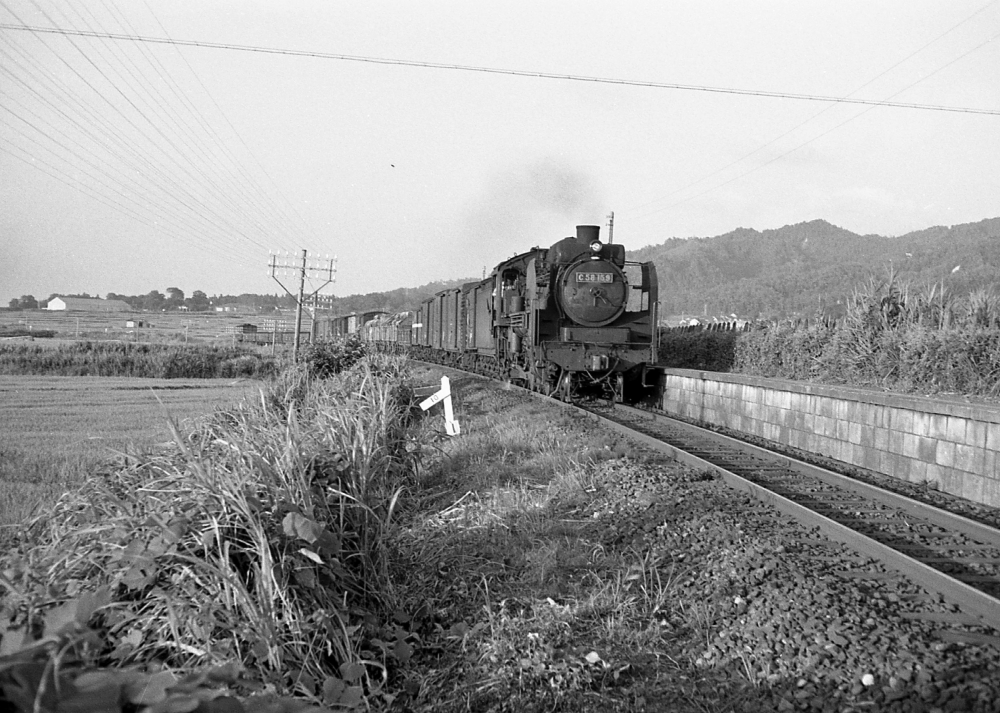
659,369,1000,508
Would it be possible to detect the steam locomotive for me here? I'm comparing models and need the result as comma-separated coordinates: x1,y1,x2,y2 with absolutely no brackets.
345,225,660,401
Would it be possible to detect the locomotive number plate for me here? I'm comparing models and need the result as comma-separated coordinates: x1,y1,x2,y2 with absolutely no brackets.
576,273,613,283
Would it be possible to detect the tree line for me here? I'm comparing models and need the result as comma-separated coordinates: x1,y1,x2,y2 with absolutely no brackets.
5,280,467,316
5,289,304,313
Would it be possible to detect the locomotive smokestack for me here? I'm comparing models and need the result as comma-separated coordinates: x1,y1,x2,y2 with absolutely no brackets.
576,225,600,243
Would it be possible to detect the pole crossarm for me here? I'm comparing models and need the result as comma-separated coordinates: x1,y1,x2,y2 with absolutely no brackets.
268,251,337,360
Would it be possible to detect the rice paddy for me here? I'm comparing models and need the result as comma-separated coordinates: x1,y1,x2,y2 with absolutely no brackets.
0,375,257,525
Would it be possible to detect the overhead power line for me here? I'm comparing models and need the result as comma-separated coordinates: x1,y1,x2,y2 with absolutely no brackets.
2,22,999,117
623,1,1000,222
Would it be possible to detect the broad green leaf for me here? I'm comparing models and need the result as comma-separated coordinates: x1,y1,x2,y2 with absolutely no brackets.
163,517,190,543
339,662,365,682
205,663,241,684
75,586,112,625
251,637,270,661
393,637,413,663
43,600,80,635
73,671,120,690
298,548,323,565
124,628,143,648
122,539,148,562
322,676,345,704
122,565,154,591
282,512,324,544
315,531,340,556
293,568,317,589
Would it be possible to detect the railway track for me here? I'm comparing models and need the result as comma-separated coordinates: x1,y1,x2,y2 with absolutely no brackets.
577,401,1000,634
412,358,1000,636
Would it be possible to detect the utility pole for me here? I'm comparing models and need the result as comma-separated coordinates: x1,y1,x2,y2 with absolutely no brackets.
606,211,614,244
269,250,337,361
293,249,307,357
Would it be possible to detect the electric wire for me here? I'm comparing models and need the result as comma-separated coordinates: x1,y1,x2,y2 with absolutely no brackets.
0,42,272,260
0,107,262,271
1,21,998,116
1,17,258,249
624,0,1000,218
628,28,1000,223
135,0,320,245
1,0,305,264
0,133,260,270
63,0,272,236
85,0,308,248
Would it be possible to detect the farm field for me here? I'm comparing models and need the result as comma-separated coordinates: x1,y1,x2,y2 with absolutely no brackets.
0,308,292,348
0,375,257,526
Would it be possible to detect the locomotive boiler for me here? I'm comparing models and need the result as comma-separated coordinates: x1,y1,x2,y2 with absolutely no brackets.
490,224,658,400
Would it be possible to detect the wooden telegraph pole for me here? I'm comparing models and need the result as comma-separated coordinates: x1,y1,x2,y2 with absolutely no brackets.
269,251,337,361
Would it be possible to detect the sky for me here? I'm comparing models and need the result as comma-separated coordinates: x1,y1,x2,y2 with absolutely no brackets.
1,1,999,303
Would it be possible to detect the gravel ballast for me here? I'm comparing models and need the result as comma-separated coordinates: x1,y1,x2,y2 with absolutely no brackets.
395,373,1000,712
594,457,1000,712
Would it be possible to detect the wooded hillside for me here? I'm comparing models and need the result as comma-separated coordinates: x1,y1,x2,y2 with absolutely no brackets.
629,217,1000,319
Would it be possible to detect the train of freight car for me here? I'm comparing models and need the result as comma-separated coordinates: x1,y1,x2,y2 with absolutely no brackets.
334,225,659,401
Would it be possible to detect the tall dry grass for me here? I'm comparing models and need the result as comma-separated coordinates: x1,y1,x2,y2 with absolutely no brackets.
733,275,1000,396
0,353,419,707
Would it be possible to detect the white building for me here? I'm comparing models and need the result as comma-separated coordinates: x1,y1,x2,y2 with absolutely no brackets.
47,297,131,312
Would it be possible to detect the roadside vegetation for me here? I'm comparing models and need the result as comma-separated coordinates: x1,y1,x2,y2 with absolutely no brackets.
0,348,419,711
5,342,995,711
0,376,256,526
661,276,1000,398
0,340,766,712
0,341,277,379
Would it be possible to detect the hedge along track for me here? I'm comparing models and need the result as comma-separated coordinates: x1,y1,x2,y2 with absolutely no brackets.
409,357,1000,637
574,400,1000,637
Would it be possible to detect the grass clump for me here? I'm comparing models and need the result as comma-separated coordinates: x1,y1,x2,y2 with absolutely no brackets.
0,341,277,379
0,354,420,709
707,272,1000,396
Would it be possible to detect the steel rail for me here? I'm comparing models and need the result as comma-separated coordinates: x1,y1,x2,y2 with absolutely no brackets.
409,357,1000,627
620,404,1000,549
582,404,1000,627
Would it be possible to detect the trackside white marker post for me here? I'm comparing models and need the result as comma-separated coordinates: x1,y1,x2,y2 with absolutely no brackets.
419,376,460,435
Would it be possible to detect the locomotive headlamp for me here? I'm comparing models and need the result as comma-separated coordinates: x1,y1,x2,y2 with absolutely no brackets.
589,240,603,253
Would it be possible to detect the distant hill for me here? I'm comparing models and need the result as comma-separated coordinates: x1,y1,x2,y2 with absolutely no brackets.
103,218,990,322
628,217,1000,319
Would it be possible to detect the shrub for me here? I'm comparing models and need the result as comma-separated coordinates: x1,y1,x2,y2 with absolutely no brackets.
300,336,367,378
658,327,740,371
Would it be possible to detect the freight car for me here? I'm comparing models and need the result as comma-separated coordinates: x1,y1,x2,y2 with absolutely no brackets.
359,225,659,402
361,311,413,353
316,310,387,340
